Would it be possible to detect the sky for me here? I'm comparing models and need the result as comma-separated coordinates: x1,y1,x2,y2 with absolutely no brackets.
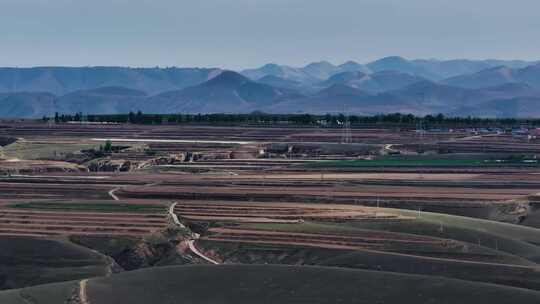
1,0,539,69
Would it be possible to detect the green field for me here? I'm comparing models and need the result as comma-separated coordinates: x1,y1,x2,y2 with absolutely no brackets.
1,140,101,160
1,139,144,161
8,201,166,213
240,208,540,263
307,158,540,168
205,209,540,290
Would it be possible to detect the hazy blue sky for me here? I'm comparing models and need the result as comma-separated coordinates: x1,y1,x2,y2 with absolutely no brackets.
1,0,539,69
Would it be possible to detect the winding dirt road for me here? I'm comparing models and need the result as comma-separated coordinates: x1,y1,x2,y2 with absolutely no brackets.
169,202,185,228
187,239,219,265
169,201,219,264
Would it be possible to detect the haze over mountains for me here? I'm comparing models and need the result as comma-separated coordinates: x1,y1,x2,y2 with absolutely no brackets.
1,56,540,118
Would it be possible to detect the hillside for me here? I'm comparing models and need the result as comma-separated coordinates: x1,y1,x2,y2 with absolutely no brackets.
453,96,540,118
369,57,536,80
444,66,518,89
2,79,540,118
338,60,372,73
0,67,222,95
0,236,111,290
385,80,471,109
262,85,411,114
144,71,299,113
444,63,540,89
241,64,319,84
242,61,371,84
367,56,438,79
55,86,147,115
302,61,344,80
1,58,540,118
1,265,539,303
0,92,56,118
320,70,426,93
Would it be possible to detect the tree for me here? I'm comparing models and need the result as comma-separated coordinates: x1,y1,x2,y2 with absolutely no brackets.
136,111,143,124
435,113,445,124
103,140,113,153
128,111,135,123
324,113,332,125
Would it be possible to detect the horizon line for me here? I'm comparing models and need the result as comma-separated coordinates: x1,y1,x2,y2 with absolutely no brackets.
1,56,539,71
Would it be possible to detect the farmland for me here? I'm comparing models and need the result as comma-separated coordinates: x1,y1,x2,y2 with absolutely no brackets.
2,120,540,301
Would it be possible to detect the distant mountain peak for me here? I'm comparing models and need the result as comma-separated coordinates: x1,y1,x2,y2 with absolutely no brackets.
337,61,372,74
374,56,409,64
260,63,284,72
338,61,361,69
366,56,431,78
320,69,425,93
205,70,250,87
302,61,341,80
340,60,361,67
304,61,335,69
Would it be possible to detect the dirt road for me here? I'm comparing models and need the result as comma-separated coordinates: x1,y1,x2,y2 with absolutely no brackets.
91,138,253,145
187,239,220,265
168,202,185,228
170,201,219,264
79,279,89,304
108,188,120,201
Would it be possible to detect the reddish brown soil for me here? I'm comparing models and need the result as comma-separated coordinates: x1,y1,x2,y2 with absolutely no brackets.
200,227,459,257
0,207,168,237
174,201,403,222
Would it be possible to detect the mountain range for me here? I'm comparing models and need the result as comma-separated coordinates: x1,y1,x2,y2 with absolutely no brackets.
1,56,540,118
0,67,221,95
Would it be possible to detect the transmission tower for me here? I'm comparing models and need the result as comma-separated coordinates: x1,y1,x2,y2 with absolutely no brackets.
341,106,352,144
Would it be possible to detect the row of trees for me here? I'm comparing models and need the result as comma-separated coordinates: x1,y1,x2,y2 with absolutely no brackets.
43,112,539,128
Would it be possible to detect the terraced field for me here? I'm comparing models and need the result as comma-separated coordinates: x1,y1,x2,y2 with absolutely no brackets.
0,201,168,237
193,208,540,290
3,121,540,301
174,201,406,223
